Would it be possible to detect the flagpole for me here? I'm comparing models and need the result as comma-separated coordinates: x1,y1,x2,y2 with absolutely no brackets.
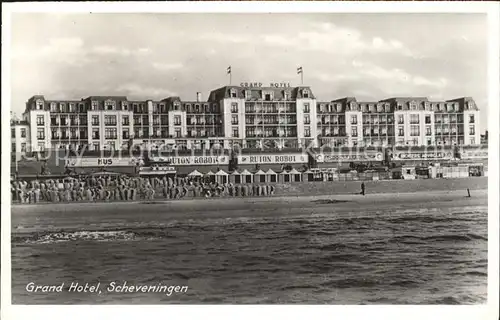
301,71,304,85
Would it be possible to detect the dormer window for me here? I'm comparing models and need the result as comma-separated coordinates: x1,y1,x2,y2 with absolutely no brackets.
424,102,430,111
245,90,251,100
336,104,342,112
283,91,290,101
91,101,98,111
36,99,44,110
105,100,115,111
50,102,57,112
377,104,383,112
263,91,273,101
397,103,403,111
384,103,390,112
439,103,445,111
303,89,309,98
410,102,417,110
447,103,453,112
230,89,237,98
122,101,128,111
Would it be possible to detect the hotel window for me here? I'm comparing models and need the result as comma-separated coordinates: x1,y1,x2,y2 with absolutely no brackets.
470,138,476,145
92,115,99,125
143,128,150,137
175,128,181,138
105,128,117,139
230,89,237,98
398,115,404,124
426,126,432,136
303,89,310,98
174,115,181,125
231,103,238,113
469,114,475,123
284,91,290,100
91,101,99,110
153,115,160,125
104,115,117,126
303,103,310,113
37,128,45,140
50,102,57,112
11,128,15,138
304,126,311,137
231,115,239,125
70,128,77,139
20,128,26,138
350,115,357,125
21,143,26,152
232,127,239,138
351,127,358,137
304,114,310,124
398,126,404,136
425,115,431,124
469,125,475,135
122,116,129,126
122,128,130,139
92,128,100,139
410,114,419,124
410,125,420,136
36,115,45,126
38,142,45,151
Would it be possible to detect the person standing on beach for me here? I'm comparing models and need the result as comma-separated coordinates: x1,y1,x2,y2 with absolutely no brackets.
361,182,366,196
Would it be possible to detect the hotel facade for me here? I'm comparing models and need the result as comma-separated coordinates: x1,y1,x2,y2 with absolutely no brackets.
11,84,481,154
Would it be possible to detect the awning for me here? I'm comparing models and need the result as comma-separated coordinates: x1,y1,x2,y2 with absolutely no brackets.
240,169,252,175
188,169,204,177
215,169,228,176
289,168,301,174
205,171,215,176
230,170,240,175
279,170,290,175
254,169,266,175
90,171,123,176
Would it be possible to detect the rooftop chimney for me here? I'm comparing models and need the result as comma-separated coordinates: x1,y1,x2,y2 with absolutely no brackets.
196,92,202,102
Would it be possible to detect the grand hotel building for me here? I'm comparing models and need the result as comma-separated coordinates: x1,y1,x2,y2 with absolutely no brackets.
11,85,481,154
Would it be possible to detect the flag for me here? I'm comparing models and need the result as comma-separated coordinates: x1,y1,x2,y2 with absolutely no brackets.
297,66,303,74
227,66,231,74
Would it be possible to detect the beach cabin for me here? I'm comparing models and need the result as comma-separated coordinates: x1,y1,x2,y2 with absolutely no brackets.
266,169,278,183
230,170,242,184
279,170,292,183
215,169,229,184
289,168,302,182
187,169,204,181
205,170,216,183
240,169,253,183
254,169,267,183
302,169,313,182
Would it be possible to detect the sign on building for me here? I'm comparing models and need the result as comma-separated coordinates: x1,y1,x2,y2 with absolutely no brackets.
315,152,384,163
66,157,141,167
237,153,308,164
460,150,488,160
149,156,229,166
392,152,453,161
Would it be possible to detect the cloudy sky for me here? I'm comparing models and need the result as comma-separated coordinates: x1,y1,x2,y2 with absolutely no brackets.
10,13,488,130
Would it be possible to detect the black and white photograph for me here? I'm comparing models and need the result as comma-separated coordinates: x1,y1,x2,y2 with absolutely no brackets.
2,2,499,320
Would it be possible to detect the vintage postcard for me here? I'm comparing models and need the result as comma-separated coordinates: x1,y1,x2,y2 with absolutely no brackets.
1,2,499,320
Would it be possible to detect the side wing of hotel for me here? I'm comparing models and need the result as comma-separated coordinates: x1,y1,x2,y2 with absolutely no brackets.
8,11,491,307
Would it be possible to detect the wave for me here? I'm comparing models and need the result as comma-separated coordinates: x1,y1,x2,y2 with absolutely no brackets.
389,233,487,244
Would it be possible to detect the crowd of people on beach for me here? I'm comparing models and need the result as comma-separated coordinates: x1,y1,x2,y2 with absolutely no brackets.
11,175,277,204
